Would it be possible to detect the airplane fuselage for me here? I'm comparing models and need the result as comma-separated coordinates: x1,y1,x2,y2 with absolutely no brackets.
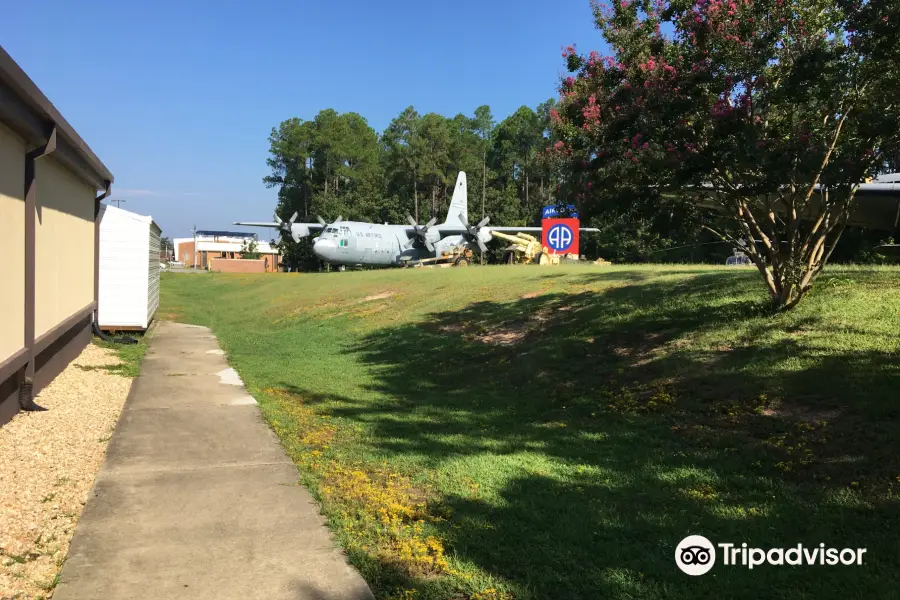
313,221,465,266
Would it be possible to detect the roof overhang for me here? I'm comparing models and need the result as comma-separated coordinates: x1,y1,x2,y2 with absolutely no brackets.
197,241,279,254
0,46,113,191
196,230,257,238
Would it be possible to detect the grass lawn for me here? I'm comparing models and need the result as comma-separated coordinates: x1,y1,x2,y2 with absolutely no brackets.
159,264,900,600
91,330,151,377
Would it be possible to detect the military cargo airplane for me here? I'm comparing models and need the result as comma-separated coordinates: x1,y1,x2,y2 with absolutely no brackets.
235,171,598,268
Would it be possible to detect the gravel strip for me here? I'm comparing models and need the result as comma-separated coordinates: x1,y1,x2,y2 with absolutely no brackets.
0,344,133,599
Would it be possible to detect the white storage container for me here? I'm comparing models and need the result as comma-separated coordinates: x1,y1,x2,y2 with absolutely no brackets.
97,205,161,330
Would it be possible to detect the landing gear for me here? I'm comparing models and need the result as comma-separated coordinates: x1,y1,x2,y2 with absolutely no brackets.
337,265,347,272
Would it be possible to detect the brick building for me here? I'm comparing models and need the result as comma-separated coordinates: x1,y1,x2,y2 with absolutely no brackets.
173,231,281,272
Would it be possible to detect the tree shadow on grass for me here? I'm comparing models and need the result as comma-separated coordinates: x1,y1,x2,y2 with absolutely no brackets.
287,272,900,599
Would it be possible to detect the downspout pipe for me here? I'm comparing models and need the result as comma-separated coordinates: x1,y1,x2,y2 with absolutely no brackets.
91,321,138,345
19,128,57,411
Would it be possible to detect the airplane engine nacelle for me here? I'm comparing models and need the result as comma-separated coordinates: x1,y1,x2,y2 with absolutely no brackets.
289,223,311,243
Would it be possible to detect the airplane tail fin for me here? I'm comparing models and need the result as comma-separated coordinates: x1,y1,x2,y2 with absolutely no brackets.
443,171,467,226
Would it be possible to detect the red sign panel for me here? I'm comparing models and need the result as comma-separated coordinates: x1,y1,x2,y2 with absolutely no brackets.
542,218,580,255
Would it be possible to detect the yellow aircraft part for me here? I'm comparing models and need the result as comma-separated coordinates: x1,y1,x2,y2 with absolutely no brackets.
489,230,567,266
539,248,561,266
491,231,545,263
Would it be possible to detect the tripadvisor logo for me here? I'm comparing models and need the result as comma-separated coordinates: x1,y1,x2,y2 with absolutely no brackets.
676,535,716,576
675,535,867,576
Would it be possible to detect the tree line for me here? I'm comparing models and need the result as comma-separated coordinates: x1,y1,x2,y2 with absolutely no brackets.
265,103,894,273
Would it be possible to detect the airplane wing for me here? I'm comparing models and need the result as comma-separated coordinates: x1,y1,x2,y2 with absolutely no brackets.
432,225,599,237
233,221,325,231
234,221,281,228
489,226,600,233
233,220,325,243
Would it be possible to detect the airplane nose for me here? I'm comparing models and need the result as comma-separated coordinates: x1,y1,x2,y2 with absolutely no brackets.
313,238,336,260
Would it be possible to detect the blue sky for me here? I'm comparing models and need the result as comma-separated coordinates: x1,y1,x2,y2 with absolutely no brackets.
2,0,605,239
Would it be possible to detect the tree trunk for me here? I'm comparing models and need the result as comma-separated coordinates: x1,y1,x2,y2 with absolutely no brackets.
413,168,418,223
482,150,487,266
482,150,486,221
713,194,850,311
431,185,436,220
303,184,308,219
525,169,529,213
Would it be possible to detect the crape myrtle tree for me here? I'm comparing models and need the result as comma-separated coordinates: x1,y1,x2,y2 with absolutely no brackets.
552,0,900,309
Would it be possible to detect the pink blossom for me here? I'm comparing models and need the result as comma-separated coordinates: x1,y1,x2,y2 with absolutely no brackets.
712,98,733,117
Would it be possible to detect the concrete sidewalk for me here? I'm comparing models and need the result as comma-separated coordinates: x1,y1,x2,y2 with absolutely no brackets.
54,322,373,600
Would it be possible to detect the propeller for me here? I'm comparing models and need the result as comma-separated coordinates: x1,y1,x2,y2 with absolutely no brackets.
405,215,438,252
317,215,343,226
460,213,491,253
273,212,299,243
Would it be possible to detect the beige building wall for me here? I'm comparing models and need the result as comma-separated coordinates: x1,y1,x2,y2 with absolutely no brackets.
34,157,95,337
0,123,26,362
